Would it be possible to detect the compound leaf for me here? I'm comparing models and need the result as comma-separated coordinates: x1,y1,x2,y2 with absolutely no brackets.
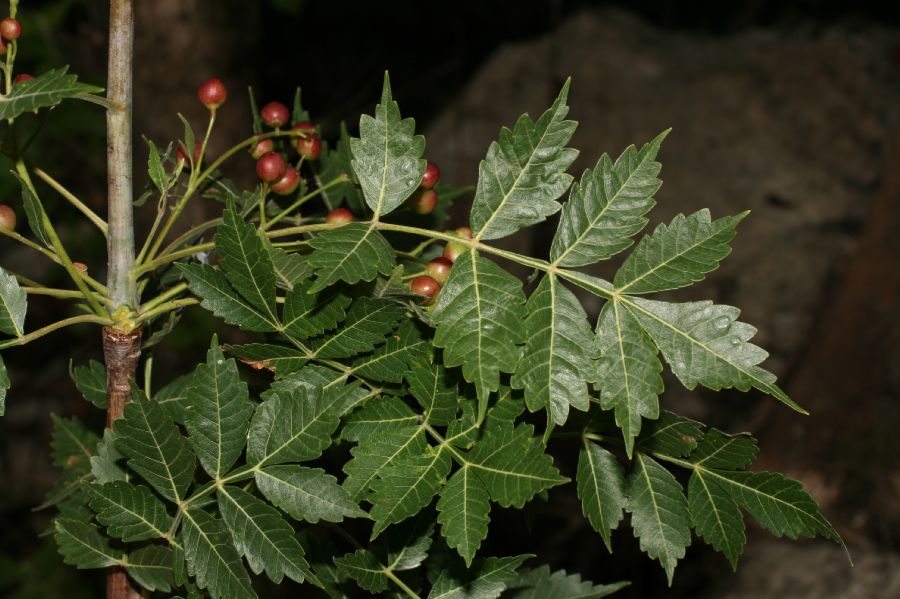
0,67,103,120
181,508,256,599
309,297,405,359
178,263,279,332
369,446,451,537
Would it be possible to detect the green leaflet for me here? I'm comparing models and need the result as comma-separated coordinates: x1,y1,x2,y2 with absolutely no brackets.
216,208,278,321
309,296,405,359
178,263,279,332
406,353,458,425
307,223,396,292
350,72,426,217
181,507,256,599
90,429,126,484
87,481,172,541
369,446,451,537
125,545,174,593
622,297,804,413
0,265,27,337
551,130,667,266
247,383,341,467
688,470,745,570
282,278,352,338
427,555,531,599
71,359,107,409
342,395,419,442
333,548,388,593
146,138,169,193
511,274,596,425
470,79,577,240
635,411,704,458
625,453,691,585
614,209,747,294
50,414,99,470
114,388,196,503
432,249,526,421
437,465,491,565
185,342,254,478
54,518,120,569
226,343,308,377
0,67,103,121
335,518,433,592
17,172,52,247
154,373,193,424
576,441,626,551
467,423,568,508
353,319,428,384
217,485,316,585
267,242,312,289
255,465,365,523
689,428,758,469
506,565,630,599
595,299,663,456
342,424,427,502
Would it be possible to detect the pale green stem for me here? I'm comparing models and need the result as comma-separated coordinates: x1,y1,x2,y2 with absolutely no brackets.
139,282,187,313
0,314,113,349
32,167,109,237
263,175,347,230
0,226,107,294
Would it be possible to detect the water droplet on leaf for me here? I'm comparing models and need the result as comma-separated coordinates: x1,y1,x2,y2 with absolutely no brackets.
714,316,730,330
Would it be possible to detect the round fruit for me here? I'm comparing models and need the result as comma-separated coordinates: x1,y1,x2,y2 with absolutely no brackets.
197,77,227,110
410,275,440,305
297,134,322,160
0,18,21,41
421,160,440,189
454,226,473,239
271,167,300,196
290,121,316,148
176,142,203,168
249,137,274,160
260,101,290,128
326,208,354,225
0,204,16,231
425,257,453,284
443,240,466,263
256,151,287,183
408,188,437,215
72,262,88,274
12,73,33,85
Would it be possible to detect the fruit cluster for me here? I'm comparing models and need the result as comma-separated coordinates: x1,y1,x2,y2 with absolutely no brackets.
409,225,472,305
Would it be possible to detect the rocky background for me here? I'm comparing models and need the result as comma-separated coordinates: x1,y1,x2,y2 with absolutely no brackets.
1,1,899,597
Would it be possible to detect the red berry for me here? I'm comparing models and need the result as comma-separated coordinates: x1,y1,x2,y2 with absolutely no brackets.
410,275,440,305
290,121,316,148
176,142,203,168
260,101,290,128
326,207,354,225
0,204,16,231
443,240,466,263
454,226,473,239
197,77,227,110
249,138,274,160
0,18,21,41
256,151,287,183
297,134,322,160
409,188,437,215
425,257,453,284
12,73,33,85
421,161,440,189
271,167,300,196
72,262,88,274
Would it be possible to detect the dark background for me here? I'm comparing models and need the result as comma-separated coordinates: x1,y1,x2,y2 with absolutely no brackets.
1,0,900,597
